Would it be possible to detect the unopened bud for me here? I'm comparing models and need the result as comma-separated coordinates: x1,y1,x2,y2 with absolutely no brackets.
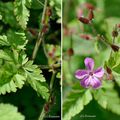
88,9,94,21
48,52,54,58
78,17,90,24
111,44,119,52
106,66,112,74
112,30,118,37
67,48,74,56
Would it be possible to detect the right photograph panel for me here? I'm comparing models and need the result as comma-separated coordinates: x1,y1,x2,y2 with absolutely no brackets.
62,0,120,120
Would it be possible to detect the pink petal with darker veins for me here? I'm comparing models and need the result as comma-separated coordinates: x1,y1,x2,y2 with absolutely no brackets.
84,57,94,70
94,67,104,78
80,76,91,88
90,77,101,89
75,70,88,79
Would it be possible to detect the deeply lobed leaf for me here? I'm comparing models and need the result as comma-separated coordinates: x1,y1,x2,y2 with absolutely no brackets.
14,0,30,29
0,35,10,46
63,83,92,120
23,60,50,101
93,81,120,115
0,103,25,120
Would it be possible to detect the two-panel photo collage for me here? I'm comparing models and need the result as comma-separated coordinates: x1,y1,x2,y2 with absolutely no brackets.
0,0,120,120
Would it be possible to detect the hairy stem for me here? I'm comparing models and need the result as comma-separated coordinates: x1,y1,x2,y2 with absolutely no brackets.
38,108,46,120
38,63,60,69
38,70,56,120
50,71,56,91
42,38,49,59
32,0,48,60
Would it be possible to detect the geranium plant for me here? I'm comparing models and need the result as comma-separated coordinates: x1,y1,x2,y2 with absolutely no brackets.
63,0,120,120
0,0,61,120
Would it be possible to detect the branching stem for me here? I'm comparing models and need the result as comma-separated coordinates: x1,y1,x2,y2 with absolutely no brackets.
38,70,56,120
32,0,48,60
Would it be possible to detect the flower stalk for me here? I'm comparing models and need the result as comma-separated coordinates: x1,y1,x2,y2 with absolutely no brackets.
38,70,56,120
32,0,48,60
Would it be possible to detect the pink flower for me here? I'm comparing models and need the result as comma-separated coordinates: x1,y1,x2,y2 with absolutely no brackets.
75,58,104,89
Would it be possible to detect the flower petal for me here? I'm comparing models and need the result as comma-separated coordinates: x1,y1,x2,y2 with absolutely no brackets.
94,67,104,78
75,70,88,79
84,57,94,70
80,76,91,88
90,77,101,89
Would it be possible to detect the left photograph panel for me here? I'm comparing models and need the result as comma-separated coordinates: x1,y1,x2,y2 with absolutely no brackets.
0,0,61,120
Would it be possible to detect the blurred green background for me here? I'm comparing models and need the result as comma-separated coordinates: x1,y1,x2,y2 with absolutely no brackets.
63,0,120,120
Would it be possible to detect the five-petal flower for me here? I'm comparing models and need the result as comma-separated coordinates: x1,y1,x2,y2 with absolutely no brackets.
75,57,104,89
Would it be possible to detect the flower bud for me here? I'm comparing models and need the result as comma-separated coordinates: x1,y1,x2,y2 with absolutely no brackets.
67,48,74,56
78,17,90,24
105,66,114,80
48,52,54,58
112,30,118,37
88,9,94,21
111,44,119,52
106,66,112,74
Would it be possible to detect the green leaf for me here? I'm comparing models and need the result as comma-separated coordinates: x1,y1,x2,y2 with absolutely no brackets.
0,63,16,86
106,52,120,75
0,2,18,27
25,0,32,7
7,30,27,50
0,73,26,95
26,0,43,9
27,79,50,101
0,53,27,94
113,64,120,74
50,0,61,23
0,35,10,46
93,81,120,115
113,72,120,87
14,0,30,29
23,60,50,101
13,74,26,88
0,103,25,120
23,61,45,82
0,50,13,61
105,17,120,43
63,83,92,120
